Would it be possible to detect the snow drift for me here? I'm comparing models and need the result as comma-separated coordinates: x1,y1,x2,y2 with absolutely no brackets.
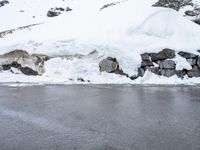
0,0,200,85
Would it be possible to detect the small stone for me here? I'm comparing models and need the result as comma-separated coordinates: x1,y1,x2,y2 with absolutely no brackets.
159,60,176,69
130,75,138,80
188,66,200,77
186,58,197,66
178,51,197,59
161,69,176,77
66,7,72,11
47,10,60,17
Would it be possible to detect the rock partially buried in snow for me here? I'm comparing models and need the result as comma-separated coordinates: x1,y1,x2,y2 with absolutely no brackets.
178,51,197,59
161,69,176,77
149,48,175,62
99,57,119,73
141,53,150,61
0,0,9,7
0,50,49,75
99,57,128,77
186,58,197,66
188,66,200,77
159,60,176,69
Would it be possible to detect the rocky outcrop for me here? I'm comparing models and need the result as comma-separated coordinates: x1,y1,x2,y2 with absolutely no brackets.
152,0,193,11
153,0,200,26
47,7,72,17
137,48,176,77
100,2,120,11
0,50,49,75
137,49,200,78
149,48,175,61
0,23,41,38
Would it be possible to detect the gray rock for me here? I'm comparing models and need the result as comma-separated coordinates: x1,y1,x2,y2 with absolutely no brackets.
197,57,200,68
185,10,199,16
186,58,197,66
194,19,200,25
148,67,161,75
141,53,150,61
197,50,200,53
178,51,197,59
20,66,39,76
99,57,119,73
159,60,176,69
66,7,72,11
150,48,175,61
188,66,200,77
141,60,154,67
176,70,188,79
47,10,60,17
138,67,146,77
2,64,11,70
161,69,176,77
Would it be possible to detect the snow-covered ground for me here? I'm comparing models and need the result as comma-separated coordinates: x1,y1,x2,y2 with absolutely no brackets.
1,0,200,85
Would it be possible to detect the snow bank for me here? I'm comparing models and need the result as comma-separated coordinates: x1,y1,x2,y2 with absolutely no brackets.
0,0,200,84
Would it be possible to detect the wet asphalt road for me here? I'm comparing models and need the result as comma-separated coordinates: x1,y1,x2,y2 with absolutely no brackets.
0,85,200,150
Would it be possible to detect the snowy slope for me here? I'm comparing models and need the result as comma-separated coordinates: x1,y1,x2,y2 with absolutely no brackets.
1,0,200,85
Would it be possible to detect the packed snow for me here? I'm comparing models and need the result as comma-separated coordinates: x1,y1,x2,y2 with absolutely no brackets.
1,0,200,85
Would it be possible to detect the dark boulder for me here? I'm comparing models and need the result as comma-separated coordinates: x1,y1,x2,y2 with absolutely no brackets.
149,48,175,61
20,67,39,76
178,51,197,59
47,10,60,17
194,19,200,25
0,0,9,7
188,66,200,77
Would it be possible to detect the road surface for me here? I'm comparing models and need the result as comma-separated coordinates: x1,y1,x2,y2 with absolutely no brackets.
0,85,200,150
